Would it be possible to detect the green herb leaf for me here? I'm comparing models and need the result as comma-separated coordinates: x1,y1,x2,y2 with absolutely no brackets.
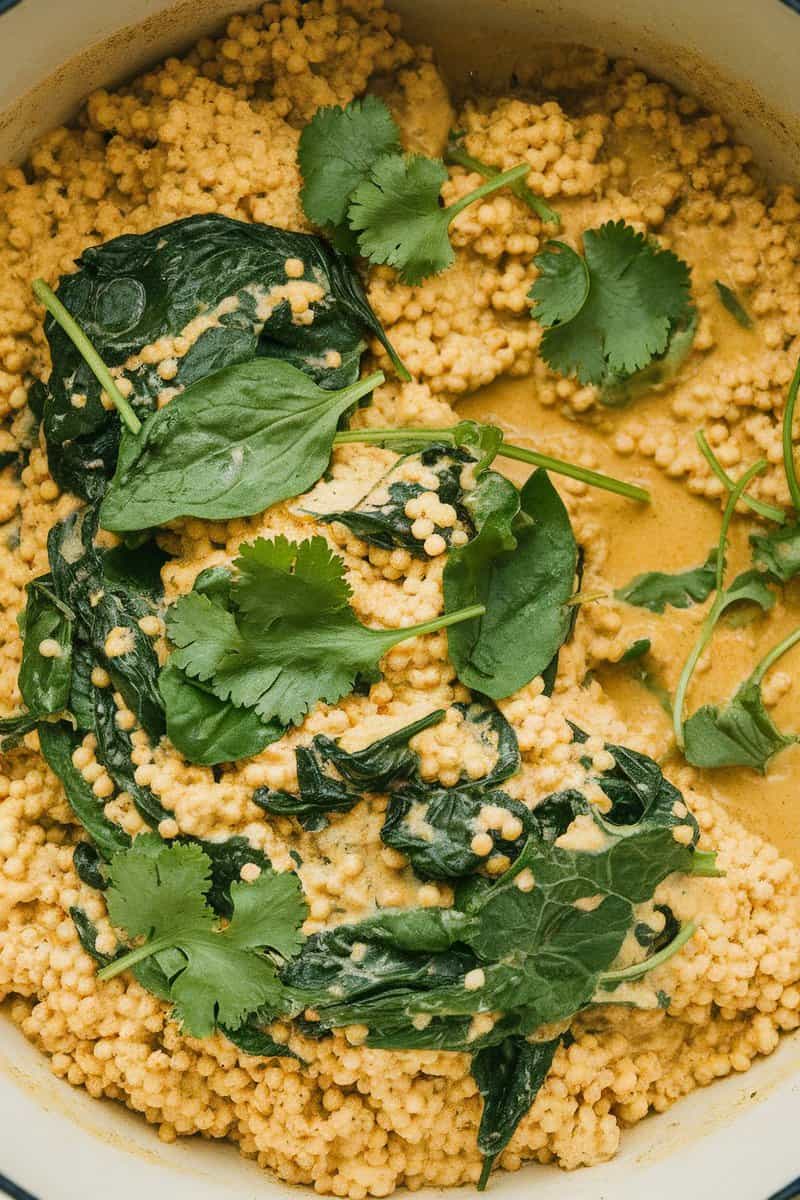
715,281,753,329
444,469,578,698
474,1036,560,1190
160,662,283,766
530,221,693,387
615,550,717,612
750,522,800,583
97,836,306,1037
348,154,530,285
167,535,483,727
683,627,800,772
299,96,402,251
100,362,383,532
38,722,131,861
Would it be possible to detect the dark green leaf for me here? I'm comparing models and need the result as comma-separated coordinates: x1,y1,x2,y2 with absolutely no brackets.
750,522,800,583
619,637,651,662
38,722,131,861
160,662,284,767
220,1017,301,1060
73,842,108,891
382,783,530,879
100,362,382,532
473,1036,560,1189
683,677,797,772
616,550,717,612
310,708,445,790
444,469,578,698
715,281,753,329
18,575,73,715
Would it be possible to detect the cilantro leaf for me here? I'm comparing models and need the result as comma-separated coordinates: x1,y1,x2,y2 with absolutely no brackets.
683,627,800,772
299,96,402,251
615,550,718,612
529,221,693,387
348,154,531,285
166,535,483,727
98,836,306,1037
750,522,800,583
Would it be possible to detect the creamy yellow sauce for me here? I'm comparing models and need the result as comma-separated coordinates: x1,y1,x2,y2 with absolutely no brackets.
461,376,800,863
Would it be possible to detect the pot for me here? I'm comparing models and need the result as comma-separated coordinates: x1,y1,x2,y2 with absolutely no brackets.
0,2,799,1198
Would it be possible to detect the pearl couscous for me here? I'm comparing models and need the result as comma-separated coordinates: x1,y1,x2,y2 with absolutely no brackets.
1,2,799,1196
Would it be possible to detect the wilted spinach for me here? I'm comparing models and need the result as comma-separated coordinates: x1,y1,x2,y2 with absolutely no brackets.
444,468,579,698
254,709,445,830
315,445,475,555
38,213,407,500
160,662,283,767
17,576,73,716
473,1036,561,1189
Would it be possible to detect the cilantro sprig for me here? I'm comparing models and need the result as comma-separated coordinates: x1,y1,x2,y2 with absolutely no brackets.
165,535,484,727
298,96,548,284
529,221,694,390
97,835,306,1037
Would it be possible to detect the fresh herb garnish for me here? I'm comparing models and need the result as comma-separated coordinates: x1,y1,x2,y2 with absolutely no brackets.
673,460,777,753
683,626,800,771
782,358,800,513
298,97,543,285
348,155,530,285
715,281,753,328
96,836,306,1037
696,429,786,524
165,535,484,727
99,360,384,532
445,131,560,225
529,221,693,390
615,550,717,612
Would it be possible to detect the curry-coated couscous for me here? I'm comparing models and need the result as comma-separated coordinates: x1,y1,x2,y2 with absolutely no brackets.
1,1,800,1195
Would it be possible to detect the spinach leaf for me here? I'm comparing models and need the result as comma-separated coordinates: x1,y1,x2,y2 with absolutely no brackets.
254,744,361,832
619,637,652,662
473,1036,560,1189
160,662,283,767
102,538,168,596
283,732,704,1053
17,576,73,715
254,711,444,830
43,214,405,442
47,506,165,739
220,1017,301,1061
100,362,383,532
0,711,40,751
70,906,115,967
91,683,170,828
444,469,578,699
454,701,520,787
750,522,800,584
316,446,475,555
381,783,531,880
683,628,800,772
73,842,108,891
615,549,717,612
38,722,131,861
309,708,445,790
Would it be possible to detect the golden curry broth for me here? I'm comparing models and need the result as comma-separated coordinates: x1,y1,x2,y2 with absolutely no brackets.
460,375,800,864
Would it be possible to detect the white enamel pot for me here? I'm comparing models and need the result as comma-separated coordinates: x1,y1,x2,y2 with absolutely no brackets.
0,1,799,1197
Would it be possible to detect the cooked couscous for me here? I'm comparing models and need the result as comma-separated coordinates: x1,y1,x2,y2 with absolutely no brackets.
1,2,799,1195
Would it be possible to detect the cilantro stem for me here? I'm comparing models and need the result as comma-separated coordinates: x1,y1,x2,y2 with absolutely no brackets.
32,278,143,436
445,140,560,225
378,603,486,649
749,624,800,688
444,163,532,223
695,430,785,524
598,920,696,985
673,459,767,749
97,933,173,980
333,426,651,503
496,441,649,503
781,357,800,513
